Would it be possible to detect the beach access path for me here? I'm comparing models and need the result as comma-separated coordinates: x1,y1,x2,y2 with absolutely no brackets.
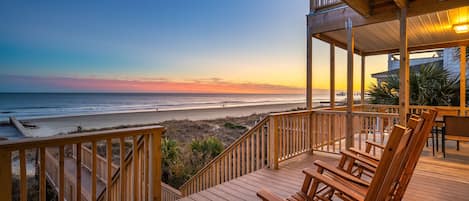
23,103,305,137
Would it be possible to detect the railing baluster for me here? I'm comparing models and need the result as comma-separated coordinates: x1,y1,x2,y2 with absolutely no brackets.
19,149,27,201
75,145,82,201
144,134,150,199
133,136,139,201
119,137,126,201
236,145,240,177
251,133,255,172
91,142,97,201
106,139,112,201
38,147,46,201
59,146,65,201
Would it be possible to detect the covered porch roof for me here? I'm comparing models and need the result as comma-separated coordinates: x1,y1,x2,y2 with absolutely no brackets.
309,1,469,56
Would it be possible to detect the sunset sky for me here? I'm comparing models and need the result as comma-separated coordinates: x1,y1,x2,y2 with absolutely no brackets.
0,0,387,93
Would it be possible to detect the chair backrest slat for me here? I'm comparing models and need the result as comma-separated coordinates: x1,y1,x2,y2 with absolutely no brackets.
365,125,413,201
394,110,437,200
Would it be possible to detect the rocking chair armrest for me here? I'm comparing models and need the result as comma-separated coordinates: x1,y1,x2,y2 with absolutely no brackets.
348,148,381,162
302,169,365,201
341,150,379,170
257,189,284,201
365,140,385,150
313,160,370,187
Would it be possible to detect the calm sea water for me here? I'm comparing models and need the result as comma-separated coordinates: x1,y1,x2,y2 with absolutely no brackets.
0,92,335,121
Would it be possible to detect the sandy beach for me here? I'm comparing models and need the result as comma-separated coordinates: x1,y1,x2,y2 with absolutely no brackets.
23,102,306,137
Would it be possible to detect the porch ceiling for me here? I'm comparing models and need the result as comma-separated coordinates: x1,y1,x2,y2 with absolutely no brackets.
314,6,469,56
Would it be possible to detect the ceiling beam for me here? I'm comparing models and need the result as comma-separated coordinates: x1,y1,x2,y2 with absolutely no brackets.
393,0,408,9
308,0,469,34
313,34,362,55
362,39,469,56
342,0,371,17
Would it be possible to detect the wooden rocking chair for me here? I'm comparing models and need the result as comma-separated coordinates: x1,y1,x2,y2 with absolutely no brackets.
257,121,420,201
339,110,436,179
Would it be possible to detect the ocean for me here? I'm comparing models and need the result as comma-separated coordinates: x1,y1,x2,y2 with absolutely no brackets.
0,92,336,121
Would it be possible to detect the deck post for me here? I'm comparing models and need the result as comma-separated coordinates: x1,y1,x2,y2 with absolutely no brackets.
460,46,466,116
361,55,365,104
0,150,12,201
306,18,313,110
345,18,354,149
269,116,279,169
330,43,335,109
399,7,409,124
149,129,162,201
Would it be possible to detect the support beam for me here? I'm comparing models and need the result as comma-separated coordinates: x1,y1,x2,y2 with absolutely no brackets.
460,46,466,115
399,7,409,124
306,20,313,110
363,39,469,56
342,0,371,17
330,43,336,109
346,18,354,149
361,56,366,104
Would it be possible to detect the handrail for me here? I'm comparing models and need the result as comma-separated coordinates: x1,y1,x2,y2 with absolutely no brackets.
0,126,163,201
0,126,162,151
162,182,183,200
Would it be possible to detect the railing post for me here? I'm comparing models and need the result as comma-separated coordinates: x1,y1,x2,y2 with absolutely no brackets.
0,150,12,201
149,129,162,201
269,116,279,169
309,111,315,153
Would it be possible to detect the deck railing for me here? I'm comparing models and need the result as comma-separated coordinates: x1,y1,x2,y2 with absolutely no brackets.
310,0,343,12
162,182,183,201
179,117,271,196
72,144,119,186
269,110,312,166
351,104,468,116
0,126,163,201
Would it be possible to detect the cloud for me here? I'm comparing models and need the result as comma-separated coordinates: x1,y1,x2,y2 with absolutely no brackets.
0,74,305,94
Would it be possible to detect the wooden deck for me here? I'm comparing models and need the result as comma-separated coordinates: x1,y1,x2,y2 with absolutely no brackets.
179,142,469,201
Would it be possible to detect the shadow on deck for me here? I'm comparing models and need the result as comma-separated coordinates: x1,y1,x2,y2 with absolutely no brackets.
179,142,469,201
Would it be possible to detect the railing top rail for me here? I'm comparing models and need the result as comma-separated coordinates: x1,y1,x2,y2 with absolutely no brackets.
162,182,183,197
269,110,313,116
0,125,164,151
410,105,460,109
313,110,347,115
351,111,399,117
179,116,269,190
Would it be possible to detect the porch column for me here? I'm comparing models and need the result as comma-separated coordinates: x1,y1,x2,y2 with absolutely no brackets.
399,8,409,124
460,46,466,115
346,18,354,149
330,43,335,108
361,56,366,104
306,24,313,110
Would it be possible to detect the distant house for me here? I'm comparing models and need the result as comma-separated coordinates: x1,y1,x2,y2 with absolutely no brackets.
372,47,468,84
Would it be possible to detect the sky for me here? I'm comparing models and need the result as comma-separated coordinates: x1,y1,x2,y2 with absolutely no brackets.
0,0,387,93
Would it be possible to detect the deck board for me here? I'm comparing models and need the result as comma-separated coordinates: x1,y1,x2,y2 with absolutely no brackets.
180,143,469,201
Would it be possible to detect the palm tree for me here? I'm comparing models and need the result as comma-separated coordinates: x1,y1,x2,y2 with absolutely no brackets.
368,62,460,106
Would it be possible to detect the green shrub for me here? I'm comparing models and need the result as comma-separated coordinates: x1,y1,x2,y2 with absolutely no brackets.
223,122,246,130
